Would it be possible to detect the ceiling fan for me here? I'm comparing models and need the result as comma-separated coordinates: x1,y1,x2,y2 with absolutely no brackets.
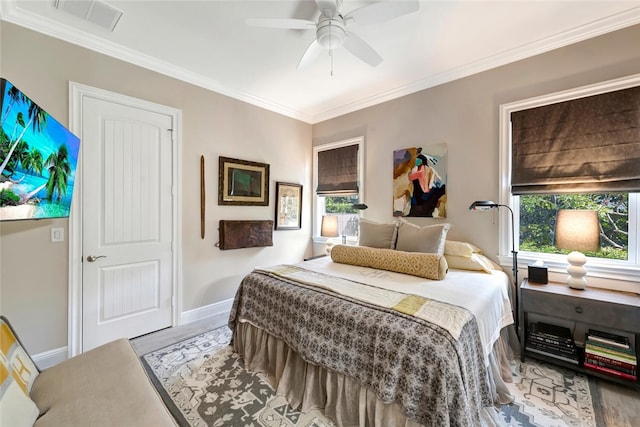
246,0,420,70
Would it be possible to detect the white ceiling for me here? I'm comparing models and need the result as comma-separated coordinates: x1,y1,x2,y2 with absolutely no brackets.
2,0,640,124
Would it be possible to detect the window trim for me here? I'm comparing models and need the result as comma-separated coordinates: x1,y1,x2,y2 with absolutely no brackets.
312,136,365,241
499,73,640,286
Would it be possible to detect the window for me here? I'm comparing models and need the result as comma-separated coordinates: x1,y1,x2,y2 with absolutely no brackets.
519,193,634,262
499,75,640,284
313,137,364,242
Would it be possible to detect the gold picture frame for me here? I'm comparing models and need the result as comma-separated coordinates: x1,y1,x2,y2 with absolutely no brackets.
275,182,302,230
218,156,270,206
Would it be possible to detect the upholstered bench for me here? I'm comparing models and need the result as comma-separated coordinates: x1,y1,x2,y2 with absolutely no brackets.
1,316,176,427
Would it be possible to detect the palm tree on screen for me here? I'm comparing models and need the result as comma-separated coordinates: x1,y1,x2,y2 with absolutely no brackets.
20,144,70,204
24,147,44,177
45,144,71,201
0,85,25,126
0,100,48,177
7,140,29,182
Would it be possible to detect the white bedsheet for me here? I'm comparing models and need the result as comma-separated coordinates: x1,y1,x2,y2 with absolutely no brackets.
296,256,514,364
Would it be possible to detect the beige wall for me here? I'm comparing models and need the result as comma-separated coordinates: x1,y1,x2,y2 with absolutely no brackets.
0,22,312,354
2,20,640,356
313,24,640,272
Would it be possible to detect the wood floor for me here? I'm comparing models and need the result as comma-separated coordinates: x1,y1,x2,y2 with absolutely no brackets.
131,317,640,426
131,313,229,356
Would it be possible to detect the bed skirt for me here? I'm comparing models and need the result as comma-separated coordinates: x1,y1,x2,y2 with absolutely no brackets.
232,321,516,427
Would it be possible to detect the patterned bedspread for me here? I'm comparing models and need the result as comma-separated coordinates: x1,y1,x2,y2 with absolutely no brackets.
229,267,493,426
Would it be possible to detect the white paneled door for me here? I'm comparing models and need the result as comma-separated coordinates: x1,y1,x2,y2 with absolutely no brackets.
81,96,174,351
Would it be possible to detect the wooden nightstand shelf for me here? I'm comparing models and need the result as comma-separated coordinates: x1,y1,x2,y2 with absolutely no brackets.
520,278,640,390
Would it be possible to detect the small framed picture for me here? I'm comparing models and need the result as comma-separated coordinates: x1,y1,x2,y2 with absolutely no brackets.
218,156,270,206
275,182,302,230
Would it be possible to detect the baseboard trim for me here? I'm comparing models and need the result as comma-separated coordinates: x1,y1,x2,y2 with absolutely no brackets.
33,346,68,370
32,300,233,368
180,298,234,325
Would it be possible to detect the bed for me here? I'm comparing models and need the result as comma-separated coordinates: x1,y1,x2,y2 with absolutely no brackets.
229,239,517,427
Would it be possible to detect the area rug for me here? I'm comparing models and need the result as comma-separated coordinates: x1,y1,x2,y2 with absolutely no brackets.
141,326,597,427
501,360,596,427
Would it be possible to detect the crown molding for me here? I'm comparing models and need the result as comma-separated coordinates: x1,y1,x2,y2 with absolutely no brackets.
311,6,640,123
0,0,314,123
2,1,639,125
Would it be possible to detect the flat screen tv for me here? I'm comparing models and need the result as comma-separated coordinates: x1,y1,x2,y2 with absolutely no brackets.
0,78,80,221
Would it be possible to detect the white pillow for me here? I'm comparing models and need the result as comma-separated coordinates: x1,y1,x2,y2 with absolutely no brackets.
444,240,483,257
358,218,398,249
395,219,451,255
445,253,502,273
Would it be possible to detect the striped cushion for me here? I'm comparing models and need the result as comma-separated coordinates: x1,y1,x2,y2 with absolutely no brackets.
1,316,40,427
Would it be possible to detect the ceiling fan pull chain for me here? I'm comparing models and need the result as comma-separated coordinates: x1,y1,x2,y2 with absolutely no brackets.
331,49,334,76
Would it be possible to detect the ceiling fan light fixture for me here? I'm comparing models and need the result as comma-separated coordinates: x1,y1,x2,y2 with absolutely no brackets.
317,19,346,50
248,0,419,68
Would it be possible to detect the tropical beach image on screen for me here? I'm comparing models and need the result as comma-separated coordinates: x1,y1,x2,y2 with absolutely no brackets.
0,78,80,221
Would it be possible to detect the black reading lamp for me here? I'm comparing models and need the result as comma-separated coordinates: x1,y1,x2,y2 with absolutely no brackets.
469,200,519,328
351,203,368,241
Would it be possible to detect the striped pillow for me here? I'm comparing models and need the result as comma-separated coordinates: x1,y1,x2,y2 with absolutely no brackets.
0,316,40,427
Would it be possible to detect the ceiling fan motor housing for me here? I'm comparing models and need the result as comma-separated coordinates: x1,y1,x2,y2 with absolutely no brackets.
316,17,346,49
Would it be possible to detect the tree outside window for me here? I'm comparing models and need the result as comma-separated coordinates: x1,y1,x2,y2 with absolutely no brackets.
322,195,360,237
519,193,629,260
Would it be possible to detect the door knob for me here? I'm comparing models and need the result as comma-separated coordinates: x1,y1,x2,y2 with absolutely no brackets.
86,255,107,262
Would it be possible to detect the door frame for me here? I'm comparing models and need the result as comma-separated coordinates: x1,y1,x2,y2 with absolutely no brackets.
67,82,183,357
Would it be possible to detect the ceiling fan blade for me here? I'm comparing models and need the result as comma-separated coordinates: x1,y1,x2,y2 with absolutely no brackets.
246,18,315,29
344,0,419,26
315,0,340,18
343,32,383,67
297,39,324,69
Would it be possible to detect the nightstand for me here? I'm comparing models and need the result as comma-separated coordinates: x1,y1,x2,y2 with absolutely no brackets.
520,278,640,389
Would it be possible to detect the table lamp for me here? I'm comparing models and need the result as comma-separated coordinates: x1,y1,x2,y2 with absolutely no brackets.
321,215,340,254
555,209,600,290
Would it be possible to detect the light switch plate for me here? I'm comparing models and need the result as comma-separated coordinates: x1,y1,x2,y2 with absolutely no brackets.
51,227,64,243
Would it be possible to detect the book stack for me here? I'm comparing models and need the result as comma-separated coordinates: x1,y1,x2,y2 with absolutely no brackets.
583,329,637,382
525,322,579,365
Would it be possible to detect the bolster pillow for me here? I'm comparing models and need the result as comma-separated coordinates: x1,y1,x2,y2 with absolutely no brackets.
330,245,448,280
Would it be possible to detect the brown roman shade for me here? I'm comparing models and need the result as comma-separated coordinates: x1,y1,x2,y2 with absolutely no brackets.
316,144,359,194
511,85,640,194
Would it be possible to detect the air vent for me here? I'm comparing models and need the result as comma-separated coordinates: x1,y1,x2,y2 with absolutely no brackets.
54,0,123,32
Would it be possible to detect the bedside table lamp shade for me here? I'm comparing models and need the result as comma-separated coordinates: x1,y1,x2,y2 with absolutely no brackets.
321,215,339,254
321,215,339,238
555,209,600,290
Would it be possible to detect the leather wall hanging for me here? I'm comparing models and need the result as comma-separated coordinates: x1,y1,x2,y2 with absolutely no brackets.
217,220,273,250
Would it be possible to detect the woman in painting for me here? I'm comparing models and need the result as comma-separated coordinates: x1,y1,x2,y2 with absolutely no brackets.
408,148,445,216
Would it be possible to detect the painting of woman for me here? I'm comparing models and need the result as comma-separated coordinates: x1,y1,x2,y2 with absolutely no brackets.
393,145,447,218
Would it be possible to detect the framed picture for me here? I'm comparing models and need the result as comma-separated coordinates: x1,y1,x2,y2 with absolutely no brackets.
393,144,447,218
218,156,270,206
275,182,302,230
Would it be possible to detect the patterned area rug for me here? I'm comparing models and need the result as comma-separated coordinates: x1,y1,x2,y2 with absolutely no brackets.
501,360,596,427
141,327,596,427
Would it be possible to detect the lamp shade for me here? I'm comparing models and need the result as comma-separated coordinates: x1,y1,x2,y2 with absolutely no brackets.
321,215,339,238
351,203,368,210
555,210,600,252
468,200,498,211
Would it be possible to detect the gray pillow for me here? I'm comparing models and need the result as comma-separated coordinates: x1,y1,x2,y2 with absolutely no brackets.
395,220,451,255
358,219,398,249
